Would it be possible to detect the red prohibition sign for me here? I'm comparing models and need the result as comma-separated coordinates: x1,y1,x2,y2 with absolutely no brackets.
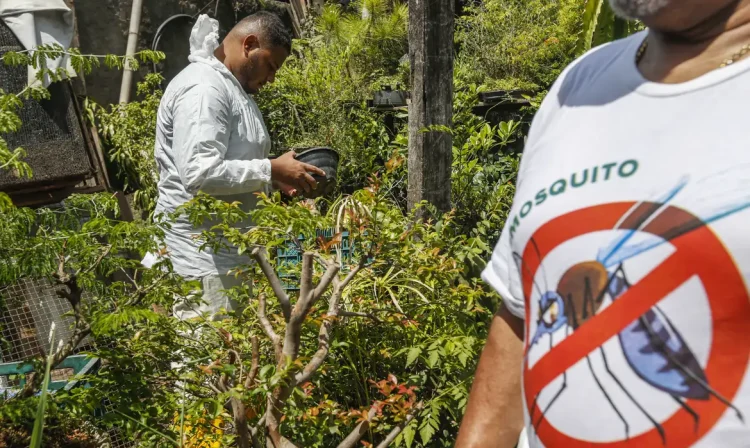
518,202,750,447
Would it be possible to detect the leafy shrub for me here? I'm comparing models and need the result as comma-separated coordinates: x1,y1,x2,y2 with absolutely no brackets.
255,0,409,193
87,74,164,217
456,0,583,91
0,1,606,445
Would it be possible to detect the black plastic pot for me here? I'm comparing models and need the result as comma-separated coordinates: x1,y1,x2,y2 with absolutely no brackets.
294,147,340,199
371,85,408,108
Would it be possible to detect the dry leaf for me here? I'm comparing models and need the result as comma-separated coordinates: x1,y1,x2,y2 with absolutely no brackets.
245,407,257,420
320,232,343,252
219,328,233,345
151,304,167,316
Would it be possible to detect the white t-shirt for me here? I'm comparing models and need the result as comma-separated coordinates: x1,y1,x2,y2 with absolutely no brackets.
483,31,750,447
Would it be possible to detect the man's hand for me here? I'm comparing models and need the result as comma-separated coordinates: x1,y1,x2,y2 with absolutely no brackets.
270,151,326,194
272,180,298,197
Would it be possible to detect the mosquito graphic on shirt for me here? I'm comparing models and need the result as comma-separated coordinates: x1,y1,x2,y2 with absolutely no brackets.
514,171,750,444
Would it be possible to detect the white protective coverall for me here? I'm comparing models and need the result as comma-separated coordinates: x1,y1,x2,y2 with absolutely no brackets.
0,0,76,87
143,15,272,320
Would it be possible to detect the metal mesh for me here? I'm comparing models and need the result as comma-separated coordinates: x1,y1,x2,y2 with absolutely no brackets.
100,399,137,448
0,277,135,447
105,429,135,448
0,277,91,363
0,20,92,190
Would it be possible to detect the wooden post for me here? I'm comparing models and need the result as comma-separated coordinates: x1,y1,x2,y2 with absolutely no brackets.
288,0,307,37
309,0,325,14
407,0,454,216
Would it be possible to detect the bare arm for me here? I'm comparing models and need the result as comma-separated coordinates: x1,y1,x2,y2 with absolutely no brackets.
456,304,525,448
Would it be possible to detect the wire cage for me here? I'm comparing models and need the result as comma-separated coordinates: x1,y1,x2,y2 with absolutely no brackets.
0,20,94,193
0,278,91,364
0,277,136,447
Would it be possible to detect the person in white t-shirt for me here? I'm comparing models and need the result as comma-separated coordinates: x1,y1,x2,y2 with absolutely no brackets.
457,1,750,447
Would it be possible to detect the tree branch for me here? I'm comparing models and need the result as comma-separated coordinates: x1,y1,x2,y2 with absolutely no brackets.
336,405,378,448
244,335,260,389
341,256,368,290
124,272,169,307
231,396,252,448
311,261,340,302
220,349,241,394
298,252,314,309
267,255,367,445
76,244,112,277
252,247,292,322
258,294,282,363
375,407,420,448
283,254,339,362
294,257,365,386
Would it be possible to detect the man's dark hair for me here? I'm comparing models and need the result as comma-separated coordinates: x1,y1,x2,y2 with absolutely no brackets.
232,11,292,53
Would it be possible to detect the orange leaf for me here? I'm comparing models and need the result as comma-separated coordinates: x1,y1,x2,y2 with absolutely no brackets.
151,304,167,316
245,407,257,420
320,232,343,252
385,152,404,172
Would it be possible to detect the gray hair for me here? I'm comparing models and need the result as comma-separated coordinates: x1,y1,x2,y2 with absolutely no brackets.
231,11,292,53
609,0,670,20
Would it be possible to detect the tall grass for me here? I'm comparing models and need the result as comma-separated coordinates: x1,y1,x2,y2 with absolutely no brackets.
29,323,57,448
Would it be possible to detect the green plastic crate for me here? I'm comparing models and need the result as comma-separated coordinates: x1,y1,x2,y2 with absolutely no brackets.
0,354,99,396
276,230,356,290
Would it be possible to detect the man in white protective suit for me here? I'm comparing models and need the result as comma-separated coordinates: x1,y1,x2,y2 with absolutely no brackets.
144,12,324,321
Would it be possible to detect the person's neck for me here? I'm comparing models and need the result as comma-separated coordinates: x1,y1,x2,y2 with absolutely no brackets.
214,44,227,63
640,1,750,83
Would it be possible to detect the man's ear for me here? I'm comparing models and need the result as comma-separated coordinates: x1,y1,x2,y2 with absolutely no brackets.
243,34,261,55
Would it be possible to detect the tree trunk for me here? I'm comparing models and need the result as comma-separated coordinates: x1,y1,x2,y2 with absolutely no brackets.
407,0,454,216
230,397,251,448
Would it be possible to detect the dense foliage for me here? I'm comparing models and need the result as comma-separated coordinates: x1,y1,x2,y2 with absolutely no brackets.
0,0,638,446
87,74,164,217
256,0,409,194
455,0,582,91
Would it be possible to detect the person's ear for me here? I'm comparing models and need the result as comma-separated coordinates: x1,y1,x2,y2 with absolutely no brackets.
243,34,261,56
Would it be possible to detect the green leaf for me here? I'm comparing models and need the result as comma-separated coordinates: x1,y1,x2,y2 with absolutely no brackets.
577,0,604,55
260,365,274,378
457,350,469,368
30,327,56,448
406,347,421,367
427,350,440,369
419,420,437,446
403,422,416,448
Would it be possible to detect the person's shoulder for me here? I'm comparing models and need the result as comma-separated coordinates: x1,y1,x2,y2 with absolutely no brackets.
520,32,645,175
551,31,645,105
165,64,230,104
166,63,226,95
